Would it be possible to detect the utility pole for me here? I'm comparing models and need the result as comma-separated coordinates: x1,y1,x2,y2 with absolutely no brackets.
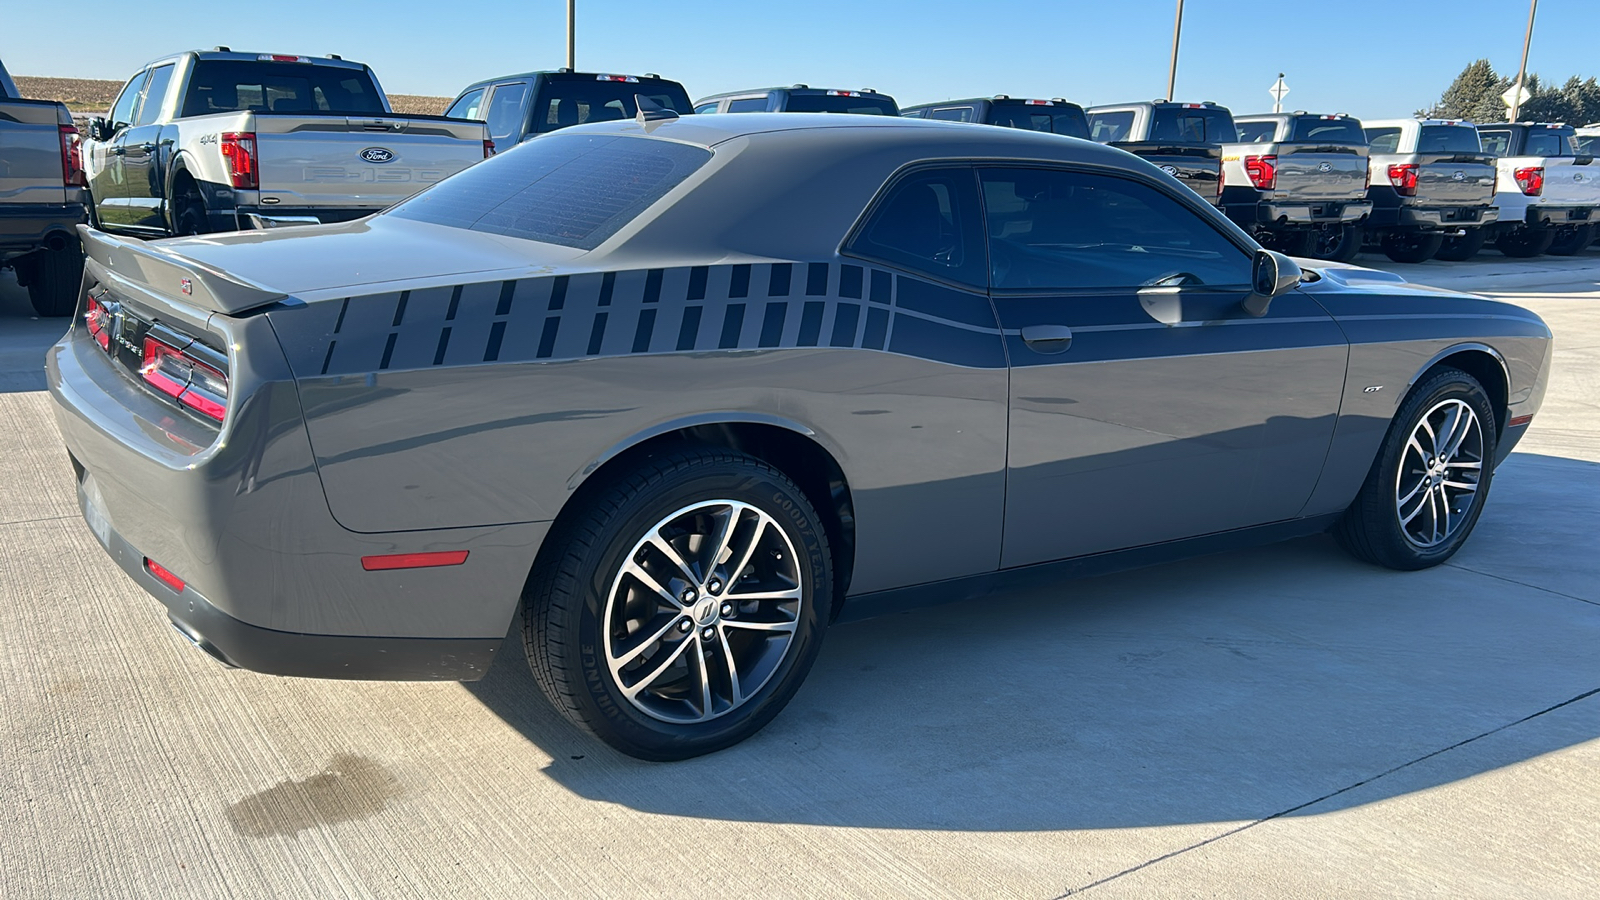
566,0,576,71
1165,0,1185,101
1509,0,1538,122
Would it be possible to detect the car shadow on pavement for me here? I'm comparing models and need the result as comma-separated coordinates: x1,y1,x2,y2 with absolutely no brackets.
0,271,69,393
463,451,1600,832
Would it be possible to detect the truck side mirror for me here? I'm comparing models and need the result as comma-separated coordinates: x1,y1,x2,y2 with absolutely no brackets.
1242,249,1302,317
88,117,109,141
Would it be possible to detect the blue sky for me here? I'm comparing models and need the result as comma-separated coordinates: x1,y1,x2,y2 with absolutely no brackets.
3,1,1591,118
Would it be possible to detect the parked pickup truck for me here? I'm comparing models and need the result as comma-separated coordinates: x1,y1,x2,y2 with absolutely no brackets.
1477,122,1600,257
1086,101,1235,206
1575,124,1600,157
1222,113,1372,261
900,96,1089,138
1,57,90,316
445,70,693,147
694,85,898,115
82,49,489,237
1361,119,1498,263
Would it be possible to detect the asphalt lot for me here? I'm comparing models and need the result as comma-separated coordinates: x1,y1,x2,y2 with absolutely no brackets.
2,249,1597,899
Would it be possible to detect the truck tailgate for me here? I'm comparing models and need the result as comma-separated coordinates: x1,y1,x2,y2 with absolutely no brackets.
253,114,487,210
1534,158,1600,207
1274,145,1367,201
1413,153,1496,206
0,98,69,206
1118,143,1222,203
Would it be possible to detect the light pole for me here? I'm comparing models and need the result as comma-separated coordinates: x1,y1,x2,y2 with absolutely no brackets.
1166,0,1185,101
1509,0,1538,122
567,0,576,71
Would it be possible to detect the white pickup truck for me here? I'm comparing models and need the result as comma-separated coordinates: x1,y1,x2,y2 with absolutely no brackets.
82,49,489,237
1222,112,1372,261
1477,122,1600,257
1361,119,1499,263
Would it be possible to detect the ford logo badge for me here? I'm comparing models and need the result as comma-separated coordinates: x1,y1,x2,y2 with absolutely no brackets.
360,147,396,164
1159,165,1179,176
1452,170,1466,181
1317,162,1333,173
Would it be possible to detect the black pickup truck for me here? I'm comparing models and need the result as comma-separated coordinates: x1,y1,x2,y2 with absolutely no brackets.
446,69,694,147
900,96,1089,137
0,58,90,316
1086,101,1236,206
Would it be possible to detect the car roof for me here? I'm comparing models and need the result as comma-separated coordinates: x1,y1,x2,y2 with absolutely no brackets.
903,97,1084,110
696,86,892,102
456,70,684,94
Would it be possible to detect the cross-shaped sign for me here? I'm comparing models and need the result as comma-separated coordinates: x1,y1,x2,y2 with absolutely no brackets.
1270,74,1290,113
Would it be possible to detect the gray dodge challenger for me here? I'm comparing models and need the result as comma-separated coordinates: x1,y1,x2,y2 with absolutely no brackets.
49,112,1552,759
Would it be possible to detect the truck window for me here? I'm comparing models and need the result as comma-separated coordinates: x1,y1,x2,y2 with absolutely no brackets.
694,103,720,114
989,106,1090,139
181,61,385,116
1088,111,1135,143
1235,121,1277,143
929,107,973,122
726,97,770,113
1364,128,1401,153
532,80,693,133
388,133,711,250
1477,131,1511,156
485,82,530,141
1150,107,1237,144
1524,129,1572,157
783,94,897,115
109,72,145,128
134,64,176,126
446,88,485,120
1416,126,1482,154
1290,116,1365,144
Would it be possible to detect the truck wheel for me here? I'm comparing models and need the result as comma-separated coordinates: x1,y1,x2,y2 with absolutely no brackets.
1495,227,1555,258
1381,231,1444,264
524,448,832,760
1434,227,1487,262
22,238,86,317
1296,225,1361,262
175,193,209,236
1335,367,1496,571
1547,224,1593,256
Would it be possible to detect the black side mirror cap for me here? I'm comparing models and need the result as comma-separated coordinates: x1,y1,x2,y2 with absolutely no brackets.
1242,249,1301,317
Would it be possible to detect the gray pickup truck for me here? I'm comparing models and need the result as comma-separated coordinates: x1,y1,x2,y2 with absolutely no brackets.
1087,101,1236,206
1222,113,1372,261
1,58,91,315
1361,118,1499,263
445,70,694,147
82,50,489,237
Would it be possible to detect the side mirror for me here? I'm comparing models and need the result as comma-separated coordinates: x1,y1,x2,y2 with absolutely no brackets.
87,117,109,141
1242,249,1301,317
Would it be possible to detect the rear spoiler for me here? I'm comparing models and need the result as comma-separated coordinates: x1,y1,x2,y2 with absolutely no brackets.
78,226,287,316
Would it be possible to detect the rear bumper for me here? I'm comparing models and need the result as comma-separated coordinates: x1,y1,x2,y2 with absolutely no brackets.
1522,206,1594,227
1370,205,1499,230
0,199,90,256
1237,200,1372,227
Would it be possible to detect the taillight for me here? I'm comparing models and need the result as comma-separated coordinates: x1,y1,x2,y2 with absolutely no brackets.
1244,154,1277,191
140,336,229,422
59,124,87,187
84,296,110,351
144,558,186,592
220,132,258,189
1513,166,1544,196
1388,164,1419,197
483,139,496,158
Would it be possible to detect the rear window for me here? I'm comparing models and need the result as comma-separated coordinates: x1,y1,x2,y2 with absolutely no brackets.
1149,107,1237,144
1234,120,1278,143
1478,130,1511,156
1524,127,1576,157
180,61,384,116
533,79,693,133
387,133,711,250
782,94,898,115
988,104,1090,139
1576,134,1600,156
1290,116,1365,144
1416,126,1482,154
1088,111,1135,143
1365,127,1401,153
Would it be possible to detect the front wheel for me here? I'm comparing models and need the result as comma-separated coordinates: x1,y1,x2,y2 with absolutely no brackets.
1335,367,1497,570
524,448,832,760
1381,231,1444,263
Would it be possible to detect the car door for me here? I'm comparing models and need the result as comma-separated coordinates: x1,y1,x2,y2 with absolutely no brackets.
120,63,176,233
979,165,1348,568
90,71,146,228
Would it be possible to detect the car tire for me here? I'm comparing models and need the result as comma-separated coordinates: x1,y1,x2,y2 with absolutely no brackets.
1495,227,1556,258
1381,231,1444,264
1434,227,1487,262
523,448,832,760
1295,224,1362,263
1335,367,1497,571
1547,224,1592,256
22,238,86,318
175,193,209,236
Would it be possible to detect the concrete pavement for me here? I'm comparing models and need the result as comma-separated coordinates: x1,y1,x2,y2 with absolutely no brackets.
1,252,1596,899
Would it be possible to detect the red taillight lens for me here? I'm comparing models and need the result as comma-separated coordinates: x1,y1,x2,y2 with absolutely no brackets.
144,558,186,592
140,336,229,422
220,132,258,189
1514,166,1544,196
59,124,87,187
483,139,496,158
1244,154,1277,190
1388,164,1419,197
84,297,110,350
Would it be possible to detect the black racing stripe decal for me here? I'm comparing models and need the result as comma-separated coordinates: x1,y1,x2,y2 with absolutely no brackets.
433,327,451,365
484,321,506,361
632,309,657,353
730,264,751,299
537,317,560,359
496,281,517,316
797,301,824,347
862,306,889,350
644,269,663,304
839,265,863,300
870,269,891,305
894,276,998,328
599,271,616,307
769,263,792,296
677,307,702,351
445,285,462,321
719,304,745,349
379,333,398,370
548,276,568,311
688,266,708,301
320,340,337,375
806,262,829,296
759,303,786,348
391,291,410,327
332,298,349,333
830,303,860,347
587,312,609,356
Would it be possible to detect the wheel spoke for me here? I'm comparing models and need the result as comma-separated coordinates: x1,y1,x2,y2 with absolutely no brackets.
1427,488,1442,544
1434,405,1462,460
1439,405,1475,460
611,613,687,669
646,533,698,586
1397,476,1427,506
1444,459,1482,470
1437,485,1452,537
623,560,685,610
1442,479,1479,492
692,638,713,718
1419,416,1439,456
1399,491,1429,525
722,617,798,633
722,515,768,588
717,627,743,706
621,633,695,700
707,504,742,574
723,586,803,602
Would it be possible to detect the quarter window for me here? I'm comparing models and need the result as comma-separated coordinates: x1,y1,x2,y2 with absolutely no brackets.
726,97,769,113
978,167,1251,292
1088,110,1134,143
446,88,486,120
1364,127,1401,153
694,103,719,115
1235,121,1277,143
847,167,985,287
929,106,973,122
133,65,175,126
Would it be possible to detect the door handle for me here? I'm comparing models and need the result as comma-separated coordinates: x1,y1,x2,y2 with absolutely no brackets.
111,147,125,156
138,142,157,152
1020,324,1073,353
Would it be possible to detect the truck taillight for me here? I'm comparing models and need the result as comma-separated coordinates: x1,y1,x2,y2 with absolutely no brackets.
140,336,229,422
59,124,87,187
1513,166,1544,196
1387,164,1419,197
1244,154,1277,191
483,139,496,158
220,132,258,189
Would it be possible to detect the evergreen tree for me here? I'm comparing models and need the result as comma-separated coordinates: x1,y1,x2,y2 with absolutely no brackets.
1427,60,1508,123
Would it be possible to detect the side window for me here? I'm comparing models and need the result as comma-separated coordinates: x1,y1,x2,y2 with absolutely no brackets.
1235,121,1277,143
899,108,927,118
1088,111,1134,143
446,88,486,120
929,106,973,123
1364,128,1401,153
1477,132,1510,156
109,72,145,129
1524,131,1563,157
726,97,769,113
846,167,986,287
134,64,175,126
979,167,1252,292
484,82,530,141
693,103,719,115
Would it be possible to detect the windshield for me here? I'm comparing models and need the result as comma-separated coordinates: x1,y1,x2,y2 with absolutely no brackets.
783,94,898,115
180,61,385,116
532,79,693,133
1149,107,1237,144
388,133,711,250
1290,116,1366,144
1416,125,1483,154
988,104,1090,139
